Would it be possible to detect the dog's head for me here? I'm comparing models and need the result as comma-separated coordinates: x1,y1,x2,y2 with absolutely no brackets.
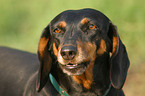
37,9,129,92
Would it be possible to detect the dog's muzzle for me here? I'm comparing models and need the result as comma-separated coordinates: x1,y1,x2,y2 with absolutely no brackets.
58,45,89,75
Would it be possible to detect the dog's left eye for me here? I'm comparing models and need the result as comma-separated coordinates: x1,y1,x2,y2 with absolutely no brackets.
89,24,97,30
53,28,62,33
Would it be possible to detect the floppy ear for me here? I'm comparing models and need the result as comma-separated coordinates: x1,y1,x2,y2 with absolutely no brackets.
36,25,52,92
108,22,130,89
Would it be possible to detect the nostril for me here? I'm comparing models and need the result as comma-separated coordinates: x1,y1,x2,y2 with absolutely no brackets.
69,51,76,57
61,51,68,60
61,52,66,57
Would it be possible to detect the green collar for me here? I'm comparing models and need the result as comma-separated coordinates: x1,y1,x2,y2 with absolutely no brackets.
49,73,69,96
49,73,111,96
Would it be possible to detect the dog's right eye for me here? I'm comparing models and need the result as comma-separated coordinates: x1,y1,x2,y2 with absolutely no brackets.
89,24,96,30
53,28,62,33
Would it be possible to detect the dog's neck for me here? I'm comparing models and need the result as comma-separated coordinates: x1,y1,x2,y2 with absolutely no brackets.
51,54,111,96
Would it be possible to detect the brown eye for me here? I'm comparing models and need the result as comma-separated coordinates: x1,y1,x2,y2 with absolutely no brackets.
89,24,96,30
54,28,61,33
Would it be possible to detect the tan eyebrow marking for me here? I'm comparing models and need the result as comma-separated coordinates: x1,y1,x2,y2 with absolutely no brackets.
81,18,89,24
59,21,67,28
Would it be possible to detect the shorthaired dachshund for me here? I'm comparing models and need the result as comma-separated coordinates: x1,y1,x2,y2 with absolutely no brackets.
0,8,130,96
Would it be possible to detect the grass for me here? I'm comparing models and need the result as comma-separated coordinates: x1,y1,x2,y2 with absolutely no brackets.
0,0,145,95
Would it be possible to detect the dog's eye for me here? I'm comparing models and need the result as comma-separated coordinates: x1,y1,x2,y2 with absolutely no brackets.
89,24,96,30
54,28,61,33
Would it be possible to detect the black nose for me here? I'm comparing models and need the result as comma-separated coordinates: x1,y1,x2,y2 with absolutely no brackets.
60,46,77,60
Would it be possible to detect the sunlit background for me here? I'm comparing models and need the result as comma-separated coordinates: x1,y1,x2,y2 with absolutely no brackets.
0,0,144,95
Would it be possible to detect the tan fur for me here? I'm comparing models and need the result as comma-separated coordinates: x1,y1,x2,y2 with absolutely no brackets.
38,37,49,57
97,39,107,55
73,61,94,89
112,36,118,54
73,39,96,89
81,18,89,24
53,43,58,56
59,21,66,28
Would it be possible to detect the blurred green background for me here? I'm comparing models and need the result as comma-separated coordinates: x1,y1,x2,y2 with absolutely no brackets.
0,0,144,95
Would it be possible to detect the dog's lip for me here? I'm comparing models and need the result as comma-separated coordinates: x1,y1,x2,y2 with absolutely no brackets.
61,61,90,69
65,63,83,69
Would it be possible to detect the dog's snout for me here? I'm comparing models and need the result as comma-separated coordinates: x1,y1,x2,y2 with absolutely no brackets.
60,46,77,60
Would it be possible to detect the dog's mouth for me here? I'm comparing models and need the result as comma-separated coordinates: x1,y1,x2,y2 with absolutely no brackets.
59,61,90,75
63,62,87,69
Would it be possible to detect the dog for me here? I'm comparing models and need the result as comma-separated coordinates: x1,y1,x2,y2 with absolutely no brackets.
0,8,130,96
